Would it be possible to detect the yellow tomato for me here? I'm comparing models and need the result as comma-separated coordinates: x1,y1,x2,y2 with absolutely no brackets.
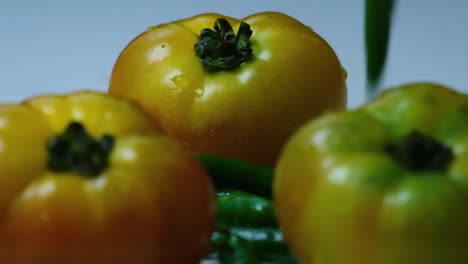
0,91,214,264
109,11,347,166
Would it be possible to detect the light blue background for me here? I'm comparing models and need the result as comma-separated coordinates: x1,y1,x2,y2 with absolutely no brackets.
1,0,467,108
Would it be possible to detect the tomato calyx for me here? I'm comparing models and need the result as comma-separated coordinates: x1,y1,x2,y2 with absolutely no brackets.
47,121,115,176
194,18,253,71
384,130,453,172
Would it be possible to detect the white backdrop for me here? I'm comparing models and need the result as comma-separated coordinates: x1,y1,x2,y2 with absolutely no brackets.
1,1,467,263
1,0,467,107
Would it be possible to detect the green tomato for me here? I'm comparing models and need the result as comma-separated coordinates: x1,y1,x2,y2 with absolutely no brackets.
274,83,468,264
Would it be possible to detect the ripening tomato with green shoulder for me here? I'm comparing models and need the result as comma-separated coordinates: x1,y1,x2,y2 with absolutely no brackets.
274,83,468,264
0,91,215,264
108,11,347,166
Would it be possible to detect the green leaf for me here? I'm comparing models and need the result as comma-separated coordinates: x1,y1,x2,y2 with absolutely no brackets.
365,0,395,98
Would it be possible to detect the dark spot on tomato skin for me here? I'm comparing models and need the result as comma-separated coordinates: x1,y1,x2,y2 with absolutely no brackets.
422,94,437,105
457,103,468,115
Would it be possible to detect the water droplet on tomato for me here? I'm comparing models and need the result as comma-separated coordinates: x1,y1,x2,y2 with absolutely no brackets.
194,88,204,97
170,74,189,90
341,67,348,80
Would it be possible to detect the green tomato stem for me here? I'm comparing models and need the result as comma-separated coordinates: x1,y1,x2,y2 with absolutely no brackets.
194,18,253,71
384,131,453,171
47,121,115,176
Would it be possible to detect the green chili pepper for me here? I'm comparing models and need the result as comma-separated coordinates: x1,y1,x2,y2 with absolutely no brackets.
365,0,395,98
197,153,274,198
216,190,277,228
209,228,297,263
219,232,262,264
